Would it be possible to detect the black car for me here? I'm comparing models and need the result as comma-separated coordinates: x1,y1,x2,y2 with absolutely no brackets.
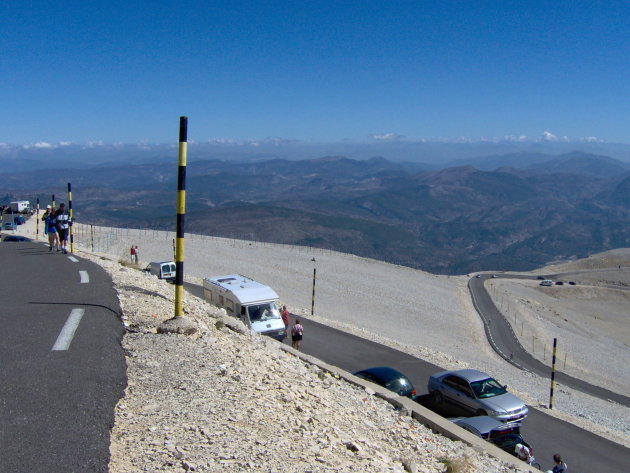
353,366,417,398
555,281,564,285
451,416,533,456
536,276,545,280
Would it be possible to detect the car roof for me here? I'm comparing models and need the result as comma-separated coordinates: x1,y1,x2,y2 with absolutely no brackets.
354,366,407,381
435,369,493,382
451,416,505,435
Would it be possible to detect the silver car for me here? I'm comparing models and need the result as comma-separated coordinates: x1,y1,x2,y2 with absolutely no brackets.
427,369,528,422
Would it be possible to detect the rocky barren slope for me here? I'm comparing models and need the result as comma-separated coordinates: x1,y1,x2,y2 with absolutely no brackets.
94,255,524,473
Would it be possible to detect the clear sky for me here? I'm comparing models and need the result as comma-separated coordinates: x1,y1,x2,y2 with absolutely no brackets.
2,1,629,145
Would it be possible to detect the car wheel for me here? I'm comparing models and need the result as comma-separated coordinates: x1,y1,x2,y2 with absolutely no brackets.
431,390,444,404
476,409,487,416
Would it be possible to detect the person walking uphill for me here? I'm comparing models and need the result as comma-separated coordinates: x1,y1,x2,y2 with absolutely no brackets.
291,319,304,351
43,206,59,251
55,203,71,254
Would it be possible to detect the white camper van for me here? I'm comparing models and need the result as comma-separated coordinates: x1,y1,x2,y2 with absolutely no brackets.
203,274,286,341
145,261,176,282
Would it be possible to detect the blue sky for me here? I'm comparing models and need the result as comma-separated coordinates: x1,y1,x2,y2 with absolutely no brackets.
2,1,629,145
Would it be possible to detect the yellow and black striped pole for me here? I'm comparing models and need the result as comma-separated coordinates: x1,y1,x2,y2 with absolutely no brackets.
36,198,40,239
67,183,74,253
174,116,188,318
549,337,558,409
52,194,56,209
311,268,316,317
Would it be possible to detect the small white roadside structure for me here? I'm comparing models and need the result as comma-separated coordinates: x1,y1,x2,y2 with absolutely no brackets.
9,201,30,213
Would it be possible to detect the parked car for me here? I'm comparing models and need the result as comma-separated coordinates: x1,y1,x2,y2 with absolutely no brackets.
353,366,417,399
427,369,528,422
536,276,545,280
555,281,564,285
568,281,576,285
3,221,15,231
450,416,535,459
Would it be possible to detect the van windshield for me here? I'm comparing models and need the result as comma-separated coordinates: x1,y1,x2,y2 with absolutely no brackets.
247,302,281,322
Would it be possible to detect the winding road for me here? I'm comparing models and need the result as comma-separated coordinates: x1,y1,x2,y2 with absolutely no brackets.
182,280,630,473
468,273,630,407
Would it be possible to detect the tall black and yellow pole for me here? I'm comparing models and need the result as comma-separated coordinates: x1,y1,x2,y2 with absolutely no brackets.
67,183,74,253
52,194,56,208
549,337,558,409
311,268,316,317
36,198,40,239
174,116,188,318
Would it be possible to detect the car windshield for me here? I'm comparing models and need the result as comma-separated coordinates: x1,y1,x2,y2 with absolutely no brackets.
470,377,507,398
247,302,281,322
385,376,413,396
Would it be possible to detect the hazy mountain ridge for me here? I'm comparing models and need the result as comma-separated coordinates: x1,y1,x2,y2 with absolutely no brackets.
2,152,629,274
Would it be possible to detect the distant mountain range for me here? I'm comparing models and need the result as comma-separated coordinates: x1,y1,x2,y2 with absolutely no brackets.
2,151,629,274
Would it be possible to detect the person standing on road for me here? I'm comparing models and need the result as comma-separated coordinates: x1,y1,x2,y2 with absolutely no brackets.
280,305,290,340
42,206,50,237
291,319,304,350
134,245,139,264
130,245,136,263
44,206,59,251
55,203,71,254
547,453,567,473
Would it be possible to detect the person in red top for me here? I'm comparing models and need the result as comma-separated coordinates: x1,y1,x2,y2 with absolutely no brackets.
130,245,136,263
280,305,290,340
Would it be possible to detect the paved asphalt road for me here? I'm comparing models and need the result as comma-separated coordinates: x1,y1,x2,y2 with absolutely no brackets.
469,273,630,407
0,239,126,473
183,281,630,473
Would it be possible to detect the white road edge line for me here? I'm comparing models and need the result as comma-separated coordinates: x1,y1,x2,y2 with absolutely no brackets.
68,256,79,263
79,270,89,283
51,308,85,351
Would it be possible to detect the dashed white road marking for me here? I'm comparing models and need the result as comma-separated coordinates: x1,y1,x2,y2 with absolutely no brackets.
68,256,79,263
52,308,85,351
79,270,89,283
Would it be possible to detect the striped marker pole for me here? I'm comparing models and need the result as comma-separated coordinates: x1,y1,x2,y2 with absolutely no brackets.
549,337,557,409
67,183,74,253
311,268,316,317
52,194,55,208
36,198,40,239
174,116,188,318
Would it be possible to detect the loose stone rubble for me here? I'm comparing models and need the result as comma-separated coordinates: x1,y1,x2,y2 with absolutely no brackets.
93,258,527,473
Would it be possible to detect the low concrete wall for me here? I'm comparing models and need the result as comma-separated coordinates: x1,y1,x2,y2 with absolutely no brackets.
280,344,538,472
